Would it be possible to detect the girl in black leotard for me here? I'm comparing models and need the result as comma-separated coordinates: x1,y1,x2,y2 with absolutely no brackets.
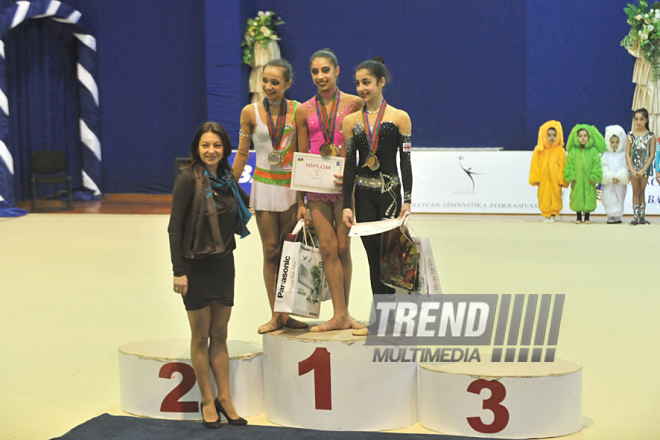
342,58,412,331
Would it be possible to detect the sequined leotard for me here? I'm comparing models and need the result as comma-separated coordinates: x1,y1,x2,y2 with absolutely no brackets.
628,131,655,177
343,118,412,295
302,93,356,203
250,101,298,211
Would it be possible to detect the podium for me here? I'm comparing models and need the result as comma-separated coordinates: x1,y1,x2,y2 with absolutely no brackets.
263,328,418,431
118,339,263,420
419,358,582,438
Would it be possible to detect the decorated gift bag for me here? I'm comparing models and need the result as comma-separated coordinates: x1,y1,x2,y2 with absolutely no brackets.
274,220,326,318
380,213,421,292
411,237,442,294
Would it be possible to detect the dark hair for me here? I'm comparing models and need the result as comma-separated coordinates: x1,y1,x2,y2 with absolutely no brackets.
355,56,390,84
310,48,338,68
547,127,557,134
577,128,589,136
634,108,650,130
187,122,232,171
264,58,293,83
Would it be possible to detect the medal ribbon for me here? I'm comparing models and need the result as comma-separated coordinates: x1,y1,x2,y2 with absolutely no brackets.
363,100,387,154
264,98,288,149
315,90,341,145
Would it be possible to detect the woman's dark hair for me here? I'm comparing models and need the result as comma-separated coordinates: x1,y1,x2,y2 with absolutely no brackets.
355,56,390,84
634,108,650,130
577,128,589,137
310,48,338,68
186,122,232,172
264,58,293,83
547,127,557,134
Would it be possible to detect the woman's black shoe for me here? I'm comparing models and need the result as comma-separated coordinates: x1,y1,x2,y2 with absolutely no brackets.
215,398,248,426
201,401,222,429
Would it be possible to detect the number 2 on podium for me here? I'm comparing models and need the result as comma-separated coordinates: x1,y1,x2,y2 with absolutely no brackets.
298,347,332,410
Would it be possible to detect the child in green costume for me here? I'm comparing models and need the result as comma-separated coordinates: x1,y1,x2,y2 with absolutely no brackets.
563,124,605,224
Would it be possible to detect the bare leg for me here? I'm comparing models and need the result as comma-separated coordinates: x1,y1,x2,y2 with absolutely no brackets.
631,177,641,205
639,176,649,203
309,200,350,331
333,199,363,329
187,307,219,422
208,303,241,420
255,205,305,332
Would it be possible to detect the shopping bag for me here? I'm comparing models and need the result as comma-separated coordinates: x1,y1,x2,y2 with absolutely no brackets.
379,213,420,291
411,237,442,294
274,220,326,318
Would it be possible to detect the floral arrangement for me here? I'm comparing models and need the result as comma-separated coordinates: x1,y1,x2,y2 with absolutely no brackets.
241,11,284,65
621,1,660,81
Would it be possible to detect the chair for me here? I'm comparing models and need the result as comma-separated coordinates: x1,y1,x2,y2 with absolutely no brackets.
30,150,73,212
174,157,192,181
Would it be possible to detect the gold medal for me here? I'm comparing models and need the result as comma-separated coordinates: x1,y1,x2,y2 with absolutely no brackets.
366,153,380,171
320,143,331,157
268,150,283,165
329,144,339,156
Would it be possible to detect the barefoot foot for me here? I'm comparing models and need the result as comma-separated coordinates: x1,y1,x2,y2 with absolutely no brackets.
257,317,283,334
310,317,351,332
284,316,308,329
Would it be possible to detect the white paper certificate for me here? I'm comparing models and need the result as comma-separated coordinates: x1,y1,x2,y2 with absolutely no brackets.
290,152,345,194
348,217,405,237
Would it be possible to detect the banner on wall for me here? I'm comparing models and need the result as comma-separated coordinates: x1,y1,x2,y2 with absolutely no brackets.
410,150,660,215
232,150,660,215
229,151,256,194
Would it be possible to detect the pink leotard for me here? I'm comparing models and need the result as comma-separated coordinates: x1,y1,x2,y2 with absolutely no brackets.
302,93,357,202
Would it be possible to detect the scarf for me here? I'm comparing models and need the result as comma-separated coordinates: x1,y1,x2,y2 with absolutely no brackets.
205,168,251,238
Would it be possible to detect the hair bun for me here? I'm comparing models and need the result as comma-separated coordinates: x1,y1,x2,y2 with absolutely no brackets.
373,56,385,64
321,48,334,54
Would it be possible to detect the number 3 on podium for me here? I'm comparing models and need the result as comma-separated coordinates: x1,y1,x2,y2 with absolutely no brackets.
298,347,332,410
467,379,510,434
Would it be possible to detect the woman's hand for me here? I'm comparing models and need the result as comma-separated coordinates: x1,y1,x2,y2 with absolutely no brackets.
297,204,309,224
173,275,188,296
343,208,356,228
612,177,619,184
333,173,343,187
398,203,412,219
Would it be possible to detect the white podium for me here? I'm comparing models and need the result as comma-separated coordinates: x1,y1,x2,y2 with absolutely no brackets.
419,358,583,438
263,328,418,431
118,339,263,420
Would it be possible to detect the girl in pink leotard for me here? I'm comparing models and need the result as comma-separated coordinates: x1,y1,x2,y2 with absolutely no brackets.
295,48,364,332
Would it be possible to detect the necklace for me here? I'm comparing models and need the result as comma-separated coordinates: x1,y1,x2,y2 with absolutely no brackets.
320,87,337,99
365,109,378,114
267,99,281,106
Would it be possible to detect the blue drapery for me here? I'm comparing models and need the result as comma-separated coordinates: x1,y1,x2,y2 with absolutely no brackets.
5,18,81,201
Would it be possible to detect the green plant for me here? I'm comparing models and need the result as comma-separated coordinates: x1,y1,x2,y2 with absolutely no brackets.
621,1,660,81
241,11,284,65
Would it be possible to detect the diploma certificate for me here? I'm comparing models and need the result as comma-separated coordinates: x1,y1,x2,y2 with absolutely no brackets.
348,217,405,237
290,152,345,194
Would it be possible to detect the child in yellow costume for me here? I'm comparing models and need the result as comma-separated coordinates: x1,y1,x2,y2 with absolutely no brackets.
529,121,568,222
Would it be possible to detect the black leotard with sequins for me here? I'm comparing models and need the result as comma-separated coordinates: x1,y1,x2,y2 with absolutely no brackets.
342,121,412,209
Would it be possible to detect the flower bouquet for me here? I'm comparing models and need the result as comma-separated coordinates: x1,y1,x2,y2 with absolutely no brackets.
241,11,284,65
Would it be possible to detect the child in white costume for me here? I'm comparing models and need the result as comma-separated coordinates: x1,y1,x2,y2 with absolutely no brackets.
601,125,629,224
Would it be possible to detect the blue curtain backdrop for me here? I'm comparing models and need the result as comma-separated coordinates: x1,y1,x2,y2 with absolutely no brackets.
5,18,80,201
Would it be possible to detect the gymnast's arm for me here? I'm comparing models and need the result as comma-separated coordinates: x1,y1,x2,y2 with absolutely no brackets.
233,105,254,182
397,110,413,217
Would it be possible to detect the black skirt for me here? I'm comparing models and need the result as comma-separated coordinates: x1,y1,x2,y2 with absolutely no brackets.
183,250,235,310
